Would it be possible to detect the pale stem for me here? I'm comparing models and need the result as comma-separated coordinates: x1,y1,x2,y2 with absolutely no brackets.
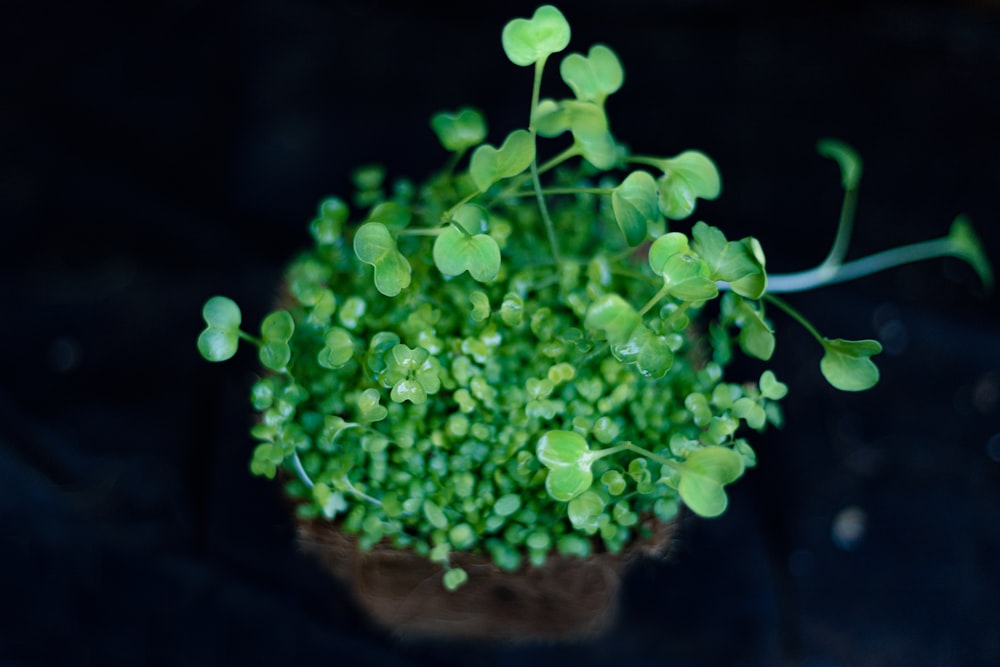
528,56,562,265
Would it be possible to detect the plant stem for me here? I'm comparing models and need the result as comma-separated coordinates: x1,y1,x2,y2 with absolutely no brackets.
638,283,671,316
508,186,614,198
622,441,677,469
528,57,562,265
762,294,824,344
237,330,263,346
820,185,858,269
766,236,956,293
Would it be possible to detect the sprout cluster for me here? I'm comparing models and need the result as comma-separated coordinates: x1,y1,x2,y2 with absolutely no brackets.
197,5,991,590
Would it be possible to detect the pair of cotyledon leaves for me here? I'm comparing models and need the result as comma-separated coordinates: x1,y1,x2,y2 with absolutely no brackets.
197,296,293,372
537,430,744,518
354,203,501,297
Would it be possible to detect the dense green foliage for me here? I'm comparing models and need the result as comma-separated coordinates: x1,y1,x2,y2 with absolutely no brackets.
197,5,991,590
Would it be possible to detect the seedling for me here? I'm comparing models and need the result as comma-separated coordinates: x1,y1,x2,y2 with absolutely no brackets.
198,5,991,590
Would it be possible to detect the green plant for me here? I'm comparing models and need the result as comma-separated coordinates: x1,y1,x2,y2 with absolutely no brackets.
197,5,991,591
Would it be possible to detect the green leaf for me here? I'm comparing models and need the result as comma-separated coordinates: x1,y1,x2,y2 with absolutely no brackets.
469,129,535,192
443,568,469,591
317,327,354,369
430,107,487,152
352,222,412,297
673,446,745,518
501,5,571,67
537,430,594,502
820,338,882,391
197,327,239,362
198,296,243,362
656,150,722,220
423,500,448,529
261,310,294,343
947,216,993,291
366,201,411,231
759,370,788,400
737,304,775,361
356,388,388,422
563,101,617,169
494,494,522,517
470,291,491,321
648,232,691,274
567,490,605,533
691,222,767,299
533,98,570,137
202,295,241,329
584,293,640,346
817,138,862,190
310,197,349,245
653,252,718,302
433,205,502,282
612,171,659,246
559,44,624,104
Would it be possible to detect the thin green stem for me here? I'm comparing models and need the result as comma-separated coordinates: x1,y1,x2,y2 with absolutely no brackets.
441,192,479,222
638,283,671,317
763,294,824,344
622,441,677,470
625,155,667,170
397,227,446,238
508,186,614,198
820,186,859,268
237,330,263,346
528,57,562,265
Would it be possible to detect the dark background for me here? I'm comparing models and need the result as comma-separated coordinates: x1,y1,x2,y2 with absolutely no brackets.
3,1,999,665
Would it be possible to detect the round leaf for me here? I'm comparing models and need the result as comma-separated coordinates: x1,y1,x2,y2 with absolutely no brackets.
261,310,294,343
584,293,640,346
537,429,590,468
820,338,882,391
197,327,238,362
612,171,659,246
202,296,241,329
546,466,594,503
501,5,571,67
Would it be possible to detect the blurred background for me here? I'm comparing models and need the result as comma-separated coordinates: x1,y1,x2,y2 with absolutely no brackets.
2,1,999,665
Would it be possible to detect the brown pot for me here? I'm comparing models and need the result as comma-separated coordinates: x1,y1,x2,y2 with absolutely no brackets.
296,514,679,641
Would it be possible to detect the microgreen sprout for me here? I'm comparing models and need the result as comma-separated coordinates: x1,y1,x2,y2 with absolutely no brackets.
197,4,992,591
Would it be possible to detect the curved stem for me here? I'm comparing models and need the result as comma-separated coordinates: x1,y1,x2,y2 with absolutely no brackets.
638,283,671,317
766,236,955,293
820,185,859,269
291,450,315,489
762,294,824,344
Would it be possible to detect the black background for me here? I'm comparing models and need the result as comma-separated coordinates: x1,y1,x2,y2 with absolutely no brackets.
3,1,1000,665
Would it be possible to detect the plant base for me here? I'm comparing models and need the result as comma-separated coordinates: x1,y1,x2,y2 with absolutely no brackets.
297,517,678,641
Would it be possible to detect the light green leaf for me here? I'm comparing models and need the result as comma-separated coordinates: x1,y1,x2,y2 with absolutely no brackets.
691,222,767,299
559,44,624,104
820,338,882,391
197,327,239,362
537,430,595,502
564,100,617,169
660,254,718,301
648,232,691,274
317,327,354,369
817,138,862,190
759,370,788,400
737,302,775,361
469,129,535,192
443,568,469,591
430,107,487,152
533,98,570,137
202,295,241,329
352,222,412,297
261,310,294,343
674,446,745,518
356,388,388,422
567,490,605,533
433,206,502,282
366,201,411,230
501,5,571,67
584,293,640,346
656,150,722,220
612,171,659,246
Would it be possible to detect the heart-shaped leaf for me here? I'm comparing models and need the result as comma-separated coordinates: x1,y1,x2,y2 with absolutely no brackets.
309,197,349,246
197,296,242,362
759,370,788,400
259,310,294,371
660,254,718,301
533,98,570,137
817,138,862,190
655,150,722,220
560,44,624,104
433,227,501,282
612,171,659,246
820,338,882,391
317,327,354,369
501,5,571,67
353,222,412,297
673,446,745,518
564,100,617,169
430,107,487,152
469,129,535,192
537,430,595,502
567,490,606,533
356,388,388,423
